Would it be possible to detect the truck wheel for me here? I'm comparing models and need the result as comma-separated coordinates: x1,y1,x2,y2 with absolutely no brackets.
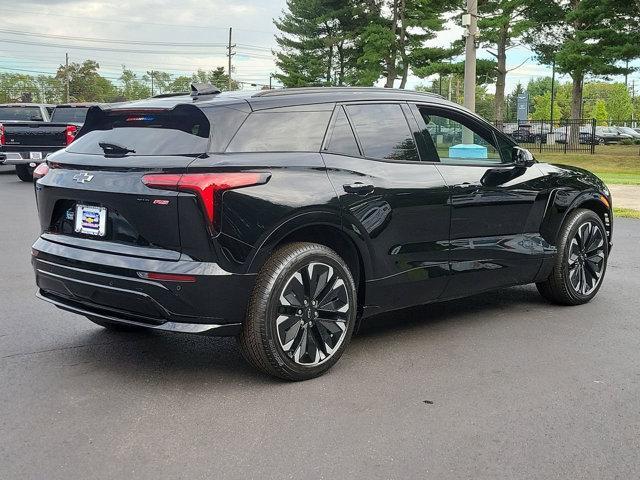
16,165,34,182
238,242,357,381
537,209,608,305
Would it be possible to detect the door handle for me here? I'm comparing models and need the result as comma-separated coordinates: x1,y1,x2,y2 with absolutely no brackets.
343,182,374,195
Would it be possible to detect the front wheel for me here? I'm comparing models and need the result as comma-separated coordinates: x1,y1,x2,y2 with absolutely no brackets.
537,209,608,305
15,164,34,182
238,242,357,381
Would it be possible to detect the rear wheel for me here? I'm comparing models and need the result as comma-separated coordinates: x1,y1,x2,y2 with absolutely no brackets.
537,209,608,305
15,165,34,182
238,242,357,381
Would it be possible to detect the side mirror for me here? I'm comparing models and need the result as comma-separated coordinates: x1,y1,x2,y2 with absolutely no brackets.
512,146,535,167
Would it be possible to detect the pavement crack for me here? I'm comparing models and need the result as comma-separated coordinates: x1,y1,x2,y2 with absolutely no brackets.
2,341,130,359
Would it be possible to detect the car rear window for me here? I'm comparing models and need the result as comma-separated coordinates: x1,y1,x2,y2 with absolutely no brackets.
226,107,332,153
0,106,44,121
68,106,210,156
51,107,89,123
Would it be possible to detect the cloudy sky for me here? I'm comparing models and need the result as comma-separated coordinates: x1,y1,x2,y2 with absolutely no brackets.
0,0,637,93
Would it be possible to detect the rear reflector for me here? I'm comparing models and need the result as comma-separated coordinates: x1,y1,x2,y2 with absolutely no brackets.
137,272,197,283
142,172,270,223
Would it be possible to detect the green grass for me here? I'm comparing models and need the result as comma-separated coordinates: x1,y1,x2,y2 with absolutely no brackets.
613,207,640,219
536,145,640,185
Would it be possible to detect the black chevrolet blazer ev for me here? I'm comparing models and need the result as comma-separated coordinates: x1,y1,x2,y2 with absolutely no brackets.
31,86,613,380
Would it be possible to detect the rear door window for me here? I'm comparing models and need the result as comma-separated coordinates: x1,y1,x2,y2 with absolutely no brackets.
344,104,419,161
226,106,332,152
68,105,210,156
0,106,44,121
324,106,360,157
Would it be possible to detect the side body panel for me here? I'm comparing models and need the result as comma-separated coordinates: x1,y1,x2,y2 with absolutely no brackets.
323,153,450,315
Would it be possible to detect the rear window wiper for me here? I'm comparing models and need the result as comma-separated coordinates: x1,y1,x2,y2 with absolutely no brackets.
99,142,136,155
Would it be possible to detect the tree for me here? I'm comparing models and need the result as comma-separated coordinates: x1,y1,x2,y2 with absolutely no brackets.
192,67,239,91
56,60,116,102
274,0,373,87
119,67,150,100
167,75,192,93
583,82,633,121
477,0,532,125
530,91,560,120
145,70,172,96
591,99,609,125
526,0,640,144
360,0,459,88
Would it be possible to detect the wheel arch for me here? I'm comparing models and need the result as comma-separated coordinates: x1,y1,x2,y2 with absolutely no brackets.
247,211,374,310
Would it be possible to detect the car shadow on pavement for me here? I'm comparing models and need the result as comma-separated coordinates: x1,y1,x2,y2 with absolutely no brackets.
63,285,547,384
356,284,547,339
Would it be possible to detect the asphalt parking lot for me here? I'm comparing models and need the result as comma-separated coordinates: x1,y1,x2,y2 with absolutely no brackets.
1,170,639,480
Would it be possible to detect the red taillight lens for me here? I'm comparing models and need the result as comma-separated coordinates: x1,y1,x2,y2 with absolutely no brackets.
33,162,50,180
137,272,197,283
65,125,77,145
0,123,5,146
141,172,270,223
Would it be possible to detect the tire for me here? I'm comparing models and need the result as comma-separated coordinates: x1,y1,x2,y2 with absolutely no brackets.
86,316,149,332
15,164,34,182
537,209,608,305
238,242,357,381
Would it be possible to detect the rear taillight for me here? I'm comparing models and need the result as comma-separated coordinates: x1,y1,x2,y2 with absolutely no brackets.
0,123,4,146
33,163,50,180
65,125,77,145
141,172,270,224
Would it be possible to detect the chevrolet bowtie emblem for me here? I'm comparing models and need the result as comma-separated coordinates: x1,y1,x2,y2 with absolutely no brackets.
73,173,94,184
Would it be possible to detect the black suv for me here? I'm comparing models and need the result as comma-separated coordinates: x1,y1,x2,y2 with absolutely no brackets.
32,86,612,380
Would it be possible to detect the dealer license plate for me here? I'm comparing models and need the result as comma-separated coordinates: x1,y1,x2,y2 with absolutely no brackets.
74,205,107,237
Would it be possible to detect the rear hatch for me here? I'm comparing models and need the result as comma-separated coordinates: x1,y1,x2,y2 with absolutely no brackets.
36,104,211,260
3,123,68,149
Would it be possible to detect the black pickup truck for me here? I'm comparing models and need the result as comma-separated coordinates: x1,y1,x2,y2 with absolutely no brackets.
0,104,93,181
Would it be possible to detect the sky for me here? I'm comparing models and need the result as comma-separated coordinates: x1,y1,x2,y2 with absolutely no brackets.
0,0,638,94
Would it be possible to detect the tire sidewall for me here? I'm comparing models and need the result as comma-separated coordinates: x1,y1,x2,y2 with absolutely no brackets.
260,246,357,380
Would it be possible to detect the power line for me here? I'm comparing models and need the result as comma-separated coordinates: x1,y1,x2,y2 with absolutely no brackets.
0,6,275,34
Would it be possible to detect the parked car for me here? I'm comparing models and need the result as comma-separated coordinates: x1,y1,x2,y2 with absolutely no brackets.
0,103,95,181
553,126,597,144
616,126,640,139
31,86,613,380
594,126,633,144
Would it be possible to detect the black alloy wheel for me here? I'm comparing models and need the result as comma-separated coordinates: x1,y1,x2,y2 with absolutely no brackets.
537,209,608,305
238,242,357,381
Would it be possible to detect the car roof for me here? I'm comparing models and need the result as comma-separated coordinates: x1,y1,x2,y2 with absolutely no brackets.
54,103,101,108
102,87,465,113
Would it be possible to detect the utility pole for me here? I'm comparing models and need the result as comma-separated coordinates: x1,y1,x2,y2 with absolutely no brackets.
65,52,69,103
550,58,556,126
462,0,477,143
227,27,236,90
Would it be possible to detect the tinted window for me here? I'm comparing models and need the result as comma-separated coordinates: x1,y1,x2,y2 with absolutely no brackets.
204,105,250,152
0,106,43,121
417,108,503,164
227,108,332,152
325,106,360,157
51,107,89,123
345,104,419,161
68,107,209,156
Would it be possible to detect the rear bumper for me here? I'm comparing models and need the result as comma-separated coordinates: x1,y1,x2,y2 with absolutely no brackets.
0,149,58,165
32,235,255,335
1,151,46,165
